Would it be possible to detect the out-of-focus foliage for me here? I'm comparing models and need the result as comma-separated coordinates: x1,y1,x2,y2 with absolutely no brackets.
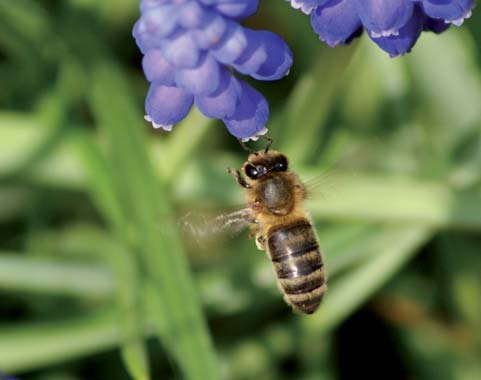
0,1,480,380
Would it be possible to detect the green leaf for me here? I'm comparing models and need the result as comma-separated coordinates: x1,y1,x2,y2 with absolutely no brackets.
154,108,214,182
88,61,219,380
0,1,51,59
274,45,357,163
3,59,82,181
301,226,432,333
306,171,481,229
0,251,115,299
0,309,126,373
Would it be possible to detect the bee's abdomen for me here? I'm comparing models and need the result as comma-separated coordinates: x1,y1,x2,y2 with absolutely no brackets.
267,219,326,314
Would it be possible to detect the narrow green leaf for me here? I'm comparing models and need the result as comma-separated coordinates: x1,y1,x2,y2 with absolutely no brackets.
301,226,432,333
3,59,81,180
0,113,45,176
120,342,150,380
75,135,127,236
0,226,426,373
407,30,481,148
3,122,481,231
0,186,32,222
274,45,357,163
75,133,151,380
153,108,214,182
0,252,115,299
0,1,51,59
306,171,481,229
88,61,219,380
320,223,388,274
90,231,151,380
0,309,125,373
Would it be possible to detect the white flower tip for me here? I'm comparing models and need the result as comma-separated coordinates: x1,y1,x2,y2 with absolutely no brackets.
158,123,173,131
370,28,399,39
240,127,268,142
288,0,303,11
449,9,472,26
288,0,315,14
319,36,342,47
300,5,315,15
144,114,173,131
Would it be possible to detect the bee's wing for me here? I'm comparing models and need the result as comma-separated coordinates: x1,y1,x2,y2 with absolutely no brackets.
303,169,347,200
302,136,382,199
180,207,255,246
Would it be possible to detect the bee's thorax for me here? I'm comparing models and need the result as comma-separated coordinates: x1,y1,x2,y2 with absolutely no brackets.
258,176,295,216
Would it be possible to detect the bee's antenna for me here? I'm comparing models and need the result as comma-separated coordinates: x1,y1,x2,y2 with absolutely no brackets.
263,136,273,153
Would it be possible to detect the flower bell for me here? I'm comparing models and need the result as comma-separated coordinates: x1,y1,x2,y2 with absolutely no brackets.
289,0,474,57
133,0,293,140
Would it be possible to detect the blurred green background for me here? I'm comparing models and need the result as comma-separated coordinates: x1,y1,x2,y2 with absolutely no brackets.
1,1,481,380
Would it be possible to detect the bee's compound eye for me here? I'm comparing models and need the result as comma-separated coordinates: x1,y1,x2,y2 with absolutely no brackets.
245,164,258,179
275,155,288,171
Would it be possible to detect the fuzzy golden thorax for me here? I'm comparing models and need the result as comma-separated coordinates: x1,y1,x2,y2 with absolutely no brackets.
241,150,306,224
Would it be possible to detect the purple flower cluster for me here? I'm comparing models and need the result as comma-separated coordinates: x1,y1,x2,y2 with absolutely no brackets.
288,0,474,57
133,0,293,140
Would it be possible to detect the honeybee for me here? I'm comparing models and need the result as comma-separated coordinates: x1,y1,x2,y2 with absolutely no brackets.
223,145,326,314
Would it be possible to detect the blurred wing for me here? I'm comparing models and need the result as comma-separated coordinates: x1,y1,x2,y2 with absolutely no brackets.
303,169,345,200
303,170,332,195
180,207,255,245
303,136,379,199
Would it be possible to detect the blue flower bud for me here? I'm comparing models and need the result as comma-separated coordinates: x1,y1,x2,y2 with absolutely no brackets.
423,17,450,34
245,31,293,81
297,0,474,57
162,30,201,69
145,83,194,129
223,80,269,140
175,53,221,95
134,0,292,140
354,0,414,38
195,69,241,118
212,22,248,64
421,0,473,26
142,49,176,85
370,7,423,58
215,0,259,19
192,14,228,50
310,0,362,47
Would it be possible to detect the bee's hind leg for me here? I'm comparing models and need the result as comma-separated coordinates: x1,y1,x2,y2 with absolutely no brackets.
247,225,266,251
255,233,266,251
227,168,251,189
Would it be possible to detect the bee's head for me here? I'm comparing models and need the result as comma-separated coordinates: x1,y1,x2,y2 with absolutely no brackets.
242,150,289,180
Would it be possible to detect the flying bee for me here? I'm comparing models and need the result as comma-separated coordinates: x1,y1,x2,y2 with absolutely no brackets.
221,145,326,314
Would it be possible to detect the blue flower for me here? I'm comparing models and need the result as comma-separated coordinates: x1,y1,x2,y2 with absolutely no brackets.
289,0,474,57
133,0,293,140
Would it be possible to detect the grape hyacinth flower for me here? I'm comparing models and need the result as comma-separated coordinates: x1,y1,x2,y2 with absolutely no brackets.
288,0,474,57
133,0,293,141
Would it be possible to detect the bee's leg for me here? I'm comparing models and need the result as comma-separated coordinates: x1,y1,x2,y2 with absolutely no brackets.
227,168,251,189
238,139,255,153
248,223,265,251
255,233,266,251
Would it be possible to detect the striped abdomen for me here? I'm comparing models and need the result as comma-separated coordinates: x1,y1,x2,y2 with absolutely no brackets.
267,218,326,314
